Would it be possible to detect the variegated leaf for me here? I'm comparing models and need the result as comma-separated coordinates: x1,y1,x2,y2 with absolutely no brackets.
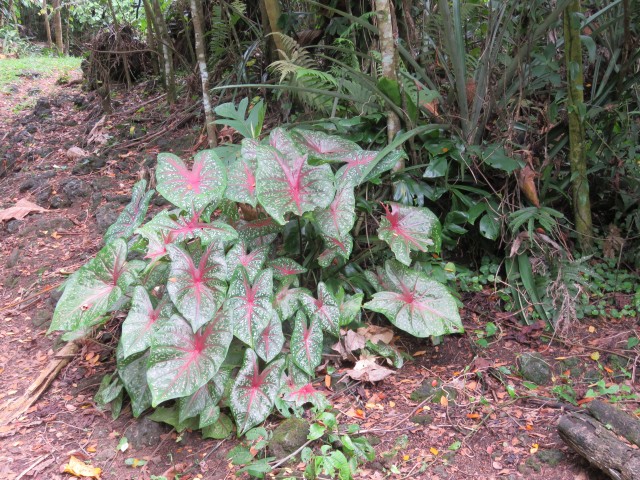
104,180,154,244
300,283,340,336
118,351,152,417
253,311,285,363
268,257,307,281
225,140,258,206
292,129,361,163
290,311,323,376
226,242,269,282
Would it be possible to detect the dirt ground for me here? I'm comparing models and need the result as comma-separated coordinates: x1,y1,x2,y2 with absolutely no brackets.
0,58,637,480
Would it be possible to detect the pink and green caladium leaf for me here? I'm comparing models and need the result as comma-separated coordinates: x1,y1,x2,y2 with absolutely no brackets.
314,185,356,267
284,381,329,410
363,260,462,338
50,239,136,334
121,286,173,359
104,180,154,245
118,350,152,417
167,242,227,332
226,242,269,282
300,283,340,336
292,129,361,163
230,349,285,435
274,283,310,321
255,128,335,224
177,380,223,427
290,311,323,376
253,311,285,363
225,268,274,347
378,203,442,266
235,218,282,245
225,140,259,206
338,293,364,327
268,257,307,281
140,209,238,247
335,150,404,187
156,150,227,211
147,312,233,406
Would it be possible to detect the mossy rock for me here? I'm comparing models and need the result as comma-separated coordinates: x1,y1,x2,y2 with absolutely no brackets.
268,417,310,459
410,380,457,403
518,352,552,385
409,414,433,425
536,449,564,466
558,357,583,378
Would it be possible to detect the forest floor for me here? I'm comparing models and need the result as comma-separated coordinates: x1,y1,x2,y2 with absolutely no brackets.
0,56,638,480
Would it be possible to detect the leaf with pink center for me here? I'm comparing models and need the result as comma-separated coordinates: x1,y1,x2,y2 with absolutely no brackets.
121,286,174,358
176,370,228,427
156,150,227,211
363,260,462,338
300,282,340,337
147,312,233,406
230,349,285,435
118,350,152,417
335,150,404,187
166,210,238,245
377,203,441,266
292,129,361,163
235,218,282,245
167,242,227,332
226,141,258,206
253,311,285,363
225,268,274,347
226,242,269,282
268,257,307,281
284,381,328,409
314,184,356,267
256,128,335,224
290,311,323,376
104,180,154,244
274,283,309,321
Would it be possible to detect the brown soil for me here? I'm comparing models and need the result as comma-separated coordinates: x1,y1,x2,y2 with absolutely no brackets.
0,60,637,480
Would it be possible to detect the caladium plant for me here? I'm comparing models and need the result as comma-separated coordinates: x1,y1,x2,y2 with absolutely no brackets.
49,99,460,439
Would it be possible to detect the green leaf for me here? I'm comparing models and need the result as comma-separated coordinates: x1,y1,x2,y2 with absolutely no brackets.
147,406,199,432
254,312,285,363
226,141,258,207
118,351,152,417
363,261,463,338
478,213,500,240
308,422,326,441
300,283,340,336
291,311,323,376
121,287,173,359
214,98,265,139
480,145,523,173
227,445,255,465
104,180,154,244
627,336,639,349
202,412,234,439
314,184,356,267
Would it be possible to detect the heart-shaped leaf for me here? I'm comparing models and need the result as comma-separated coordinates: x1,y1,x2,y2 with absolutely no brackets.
300,283,340,336
274,283,309,321
156,150,227,211
121,287,173,359
167,242,227,332
147,312,233,406
177,380,223,427
335,150,403,187
236,218,283,244
290,311,323,376
230,349,285,435
338,293,364,326
268,257,307,281
225,268,274,346
202,412,234,439
363,261,462,338
255,128,335,224
50,239,135,334
253,311,285,363
104,180,154,244
118,350,152,417
226,242,269,282
314,184,356,267
293,129,361,162
226,141,258,206
378,203,442,266
166,210,238,245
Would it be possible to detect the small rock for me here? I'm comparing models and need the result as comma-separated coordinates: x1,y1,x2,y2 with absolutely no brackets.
66,146,91,160
410,380,457,403
61,178,91,200
20,217,74,237
72,156,106,175
13,130,32,143
409,414,433,425
105,194,132,204
32,309,53,328
6,247,20,268
558,357,583,378
90,192,102,212
73,95,87,108
518,352,552,385
47,288,63,307
6,219,21,234
49,195,71,209
33,98,52,117
35,184,53,204
127,417,166,449
95,203,122,233
268,417,310,459
536,449,564,466
91,177,115,191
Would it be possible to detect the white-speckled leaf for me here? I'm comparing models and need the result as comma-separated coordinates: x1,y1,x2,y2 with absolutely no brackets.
226,141,258,206
378,203,442,266
118,351,152,417
235,218,282,244
167,242,227,332
314,184,355,267
226,242,269,282
225,268,274,347
335,150,404,187
121,287,174,359
253,311,285,363
300,283,340,336
363,260,462,338
290,311,323,376
274,283,309,321
147,312,232,406
268,257,307,281
256,128,335,224
156,150,227,211
230,349,285,435
293,129,361,163
49,239,133,334
165,210,238,245
104,180,154,244
339,293,363,327
177,381,220,427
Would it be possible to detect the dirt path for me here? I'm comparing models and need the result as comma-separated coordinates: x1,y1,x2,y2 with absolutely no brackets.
0,58,634,480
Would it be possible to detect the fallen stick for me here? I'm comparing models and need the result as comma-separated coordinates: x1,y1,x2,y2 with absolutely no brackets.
0,342,79,426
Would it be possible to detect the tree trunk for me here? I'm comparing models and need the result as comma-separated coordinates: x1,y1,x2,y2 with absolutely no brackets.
261,0,287,61
563,0,592,252
190,0,217,148
151,0,176,104
52,0,63,54
64,4,69,54
42,0,52,48
106,0,132,89
586,400,640,448
141,0,159,76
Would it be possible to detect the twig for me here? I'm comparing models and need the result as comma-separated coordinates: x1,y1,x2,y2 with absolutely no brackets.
0,283,61,313
15,454,51,480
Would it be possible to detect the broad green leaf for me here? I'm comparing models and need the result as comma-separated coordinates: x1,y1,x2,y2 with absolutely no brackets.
177,381,222,428
226,242,269,282
147,406,199,432
230,349,285,435
156,150,227,211
118,351,152,417
225,268,274,347
214,98,265,139
293,129,361,163
147,312,233,406
300,283,340,336
50,239,135,334
335,150,404,187
167,242,227,332
479,212,500,240
378,203,442,266
121,286,173,359
202,412,234,439
254,312,285,363
290,311,323,376
255,128,335,224
363,261,463,338
104,180,154,244
339,293,364,326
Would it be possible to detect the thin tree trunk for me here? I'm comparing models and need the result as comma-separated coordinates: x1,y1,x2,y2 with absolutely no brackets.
190,0,217,148
563,0,592,252
151,0,176,104
141,0,159,76
42,0,52,48
261,0,287,61
52,0,63,54
64,4,69,54
375,0,403,166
